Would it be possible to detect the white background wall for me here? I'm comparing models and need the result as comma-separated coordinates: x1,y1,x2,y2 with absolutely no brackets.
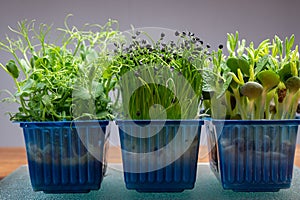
0,0,300,146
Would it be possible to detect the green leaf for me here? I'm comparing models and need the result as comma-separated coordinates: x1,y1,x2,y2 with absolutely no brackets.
237,57,250,76
86,49,98,63
216,75,233,98
73,86,91,100
257,70,280,90
42,95,52,107
226,57,249,76
255,55,269,74
20,59,31,73
92,81,104,98
240,81,263,100
36,83,46,89
226,57,239,74
278,62,293,81
19,79,35,93
285,76,300,93
6,60,19,79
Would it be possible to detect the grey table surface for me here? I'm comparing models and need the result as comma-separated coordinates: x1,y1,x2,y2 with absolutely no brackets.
0,163,300,200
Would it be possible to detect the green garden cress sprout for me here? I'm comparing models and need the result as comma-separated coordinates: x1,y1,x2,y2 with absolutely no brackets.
0,15,121,121
204,32,300,120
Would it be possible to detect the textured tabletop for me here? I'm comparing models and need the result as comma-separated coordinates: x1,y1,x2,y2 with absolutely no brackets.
0,164,300,200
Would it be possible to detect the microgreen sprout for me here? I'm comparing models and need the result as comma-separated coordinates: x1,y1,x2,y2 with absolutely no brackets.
112,28,211,119
206,32,300,120
0,15,122,121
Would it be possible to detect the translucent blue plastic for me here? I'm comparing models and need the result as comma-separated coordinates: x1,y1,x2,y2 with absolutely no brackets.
117,120,203,192
20,120,109,193
206,120,299,192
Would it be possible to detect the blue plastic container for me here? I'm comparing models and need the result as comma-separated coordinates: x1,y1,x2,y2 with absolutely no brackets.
206,120,299,192
20,120,109,193
117,120,202,192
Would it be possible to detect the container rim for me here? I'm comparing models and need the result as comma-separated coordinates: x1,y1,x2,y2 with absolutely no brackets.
209,119,300,125
17,120,110,127
116,119,204,126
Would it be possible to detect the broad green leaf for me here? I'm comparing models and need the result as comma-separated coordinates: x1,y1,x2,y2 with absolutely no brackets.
73,86,91,100
257,70,280,90
226,57,239,73
240,81,263,100
278,62,293,81
285,76,300,93
255,55,269,74
226,57,249,76
92,81,104,98
237,57,250,76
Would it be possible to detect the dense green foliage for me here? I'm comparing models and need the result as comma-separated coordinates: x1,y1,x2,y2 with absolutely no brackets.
204,32,300,119
112,29,210,119
0,16,121,121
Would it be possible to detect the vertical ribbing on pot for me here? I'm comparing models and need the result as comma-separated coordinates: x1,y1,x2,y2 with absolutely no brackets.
20,121,108,193
118,120,202,192
214,121,298,192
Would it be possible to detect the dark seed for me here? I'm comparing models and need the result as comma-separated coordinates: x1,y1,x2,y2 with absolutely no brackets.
206,44,211,48
218,44,224,49
161,32,165,38
175,31,180,36
146,44,152,49
136,111,141,116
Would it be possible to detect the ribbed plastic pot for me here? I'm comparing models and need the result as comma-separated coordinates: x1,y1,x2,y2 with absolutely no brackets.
20,120,109,193
206,119,299,192
117,120,202,192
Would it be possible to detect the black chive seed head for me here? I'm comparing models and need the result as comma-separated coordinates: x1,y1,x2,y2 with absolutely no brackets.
175,31,180,36
136,111,141,116
161,32,165,38
206,44,211,48
218,44,224,49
